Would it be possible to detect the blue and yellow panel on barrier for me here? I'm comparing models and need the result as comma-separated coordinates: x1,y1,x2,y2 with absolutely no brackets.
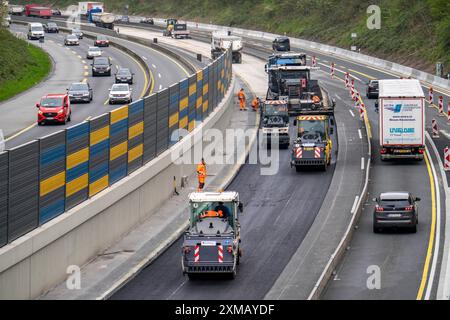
179,79,189,131
188,74,197,132
196,70,203,124
128,100,144,173
0,151,7,247
110,105,129,185
168,83,180,145
89,114,110,197
66,122,89,209
202,66,210,115
39,131,66,224
143,93,158,163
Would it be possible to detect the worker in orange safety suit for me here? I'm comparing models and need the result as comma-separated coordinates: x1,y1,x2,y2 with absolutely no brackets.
251,97,260,111
238,88,247,111
197,158,207,192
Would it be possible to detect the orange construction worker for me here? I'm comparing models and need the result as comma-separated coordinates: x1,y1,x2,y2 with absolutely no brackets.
197,158,207,192
238,88,247,111
251,97,260,111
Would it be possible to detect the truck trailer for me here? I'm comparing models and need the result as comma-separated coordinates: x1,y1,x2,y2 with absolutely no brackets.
78,2,104,16
211,31,242,63
91,12,114,29
27,6,52,19
378,79,425,160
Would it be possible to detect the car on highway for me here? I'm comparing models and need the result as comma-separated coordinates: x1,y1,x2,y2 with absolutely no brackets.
36,94,71,125
272,37,291,51
86,46,102,59
373,192,420,233
27,22,44,40
91,56,112,76
108,83,132,104
52,9,62,16
67,82,93,103
140,17,154,25
366,80,379,99
2,15,11,28
94,35,109,47
64,34,79,46
115,68,134,84
71,28,83,39
43,22,59,33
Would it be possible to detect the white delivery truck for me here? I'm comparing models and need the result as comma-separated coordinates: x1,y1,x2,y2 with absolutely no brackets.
78,2,104,16
211,30,243,63
378,79,425,160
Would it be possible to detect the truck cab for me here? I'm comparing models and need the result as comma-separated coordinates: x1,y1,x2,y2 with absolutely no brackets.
261,100,290,148
291,115,333,171
163,18,178,36
211,31,242,63
182,192,243,279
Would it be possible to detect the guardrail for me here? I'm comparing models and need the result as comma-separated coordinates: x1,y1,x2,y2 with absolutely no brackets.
0,24,233,248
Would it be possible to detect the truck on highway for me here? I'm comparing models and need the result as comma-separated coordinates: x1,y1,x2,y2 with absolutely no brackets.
162,18,177,36
260,100,290,148
27,6,52,19
172,23,190,39
290,114,333,171
266,55,335,115
378,79,425,161
78,2,104,16
91,12,114,29
8,4,24,15
182,192,243,279
211,31,242,63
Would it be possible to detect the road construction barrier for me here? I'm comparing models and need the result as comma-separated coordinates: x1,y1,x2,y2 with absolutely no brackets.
350,79,355,100
432,119,439,138
0,48,233,248
448,102,450,125
438,96,443,114
445,147,450,171
344,73,349,87
429,87,433,106
312,56,316,67
330,63,335,78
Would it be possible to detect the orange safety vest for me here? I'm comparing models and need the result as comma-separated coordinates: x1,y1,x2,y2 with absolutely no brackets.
238,90,245,101
197,163,206,183
252,98,259,109
200,210,223,219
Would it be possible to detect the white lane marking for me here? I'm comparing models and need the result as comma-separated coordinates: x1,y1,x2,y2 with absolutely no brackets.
349,109,355,117
361,157,365,170
439,130,450,139
58,44,63,47
158,73,161,78
425,145,442,299
152,64,157,69
142,56,147,60
350,196,360,214
358,129,362,139
159,84,163,90
335,94,342,101
116,65,119,70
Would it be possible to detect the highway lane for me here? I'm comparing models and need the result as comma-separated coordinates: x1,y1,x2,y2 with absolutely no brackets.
5,25,145,149
4,23,192,150
110,33,367,299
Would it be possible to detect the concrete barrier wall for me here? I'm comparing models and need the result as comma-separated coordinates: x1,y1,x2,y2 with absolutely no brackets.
0,71,235,299
152,19,449,90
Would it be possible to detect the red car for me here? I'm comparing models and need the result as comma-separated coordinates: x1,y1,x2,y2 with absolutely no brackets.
37,94,72,125
94,35,109,47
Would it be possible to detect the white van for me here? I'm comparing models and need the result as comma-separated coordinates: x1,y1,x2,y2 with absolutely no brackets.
27,22,45,40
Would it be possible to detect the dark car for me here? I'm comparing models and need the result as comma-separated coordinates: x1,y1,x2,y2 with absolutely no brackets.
94,35,109,47
140,17,154,25
67,82,93,103
366,80,379,99
272,37,291,51
44,22,59,33
71,28,83,39
52,9,61,16
115,68,134,84
373,192,420,233
92,56,112,76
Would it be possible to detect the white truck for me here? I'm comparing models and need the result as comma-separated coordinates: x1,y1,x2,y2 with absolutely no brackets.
211,31,242,63
91,12,114,29
78,2,104,15
8,4,24,15
378,79,425,161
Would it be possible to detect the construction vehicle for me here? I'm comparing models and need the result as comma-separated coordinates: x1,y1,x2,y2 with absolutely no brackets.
162,18,177,36
265,53,335,115
291,115,333,171
78,2,104,16
211,31,242,63
90,12,114,29
182,192,244,279
171,23,190,39
260,100,290,148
